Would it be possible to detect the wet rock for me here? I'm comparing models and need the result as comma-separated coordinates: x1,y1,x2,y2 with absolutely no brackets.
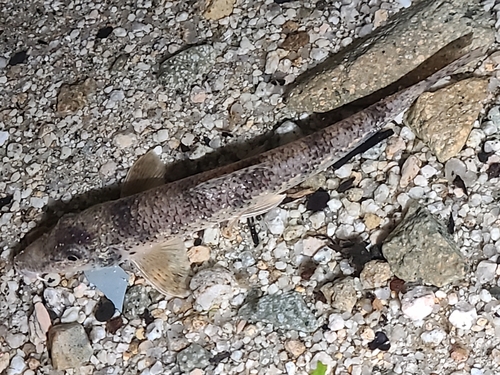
405,77,490,162
177,344,210,373
286,0,493,112
56,78,96,114
203,0,235,20
382,204,466,287
320,277,358,313
238,291,318,332
123,285,152,320
360,260,393,289
48,323,93,370
190,267,240,311
159,45,216,92
401,287,435,321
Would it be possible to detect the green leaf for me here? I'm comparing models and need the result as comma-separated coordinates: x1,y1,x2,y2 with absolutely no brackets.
310,361,328,375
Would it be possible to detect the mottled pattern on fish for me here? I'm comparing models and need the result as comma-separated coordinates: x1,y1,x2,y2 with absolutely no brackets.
14,47,485,284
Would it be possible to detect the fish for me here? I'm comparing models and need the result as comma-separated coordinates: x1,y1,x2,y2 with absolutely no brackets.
13,47,487,297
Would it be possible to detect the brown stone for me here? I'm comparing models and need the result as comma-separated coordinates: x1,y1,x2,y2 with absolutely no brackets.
281,31,310,52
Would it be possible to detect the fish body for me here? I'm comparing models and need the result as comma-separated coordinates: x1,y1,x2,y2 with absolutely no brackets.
14,48,485,296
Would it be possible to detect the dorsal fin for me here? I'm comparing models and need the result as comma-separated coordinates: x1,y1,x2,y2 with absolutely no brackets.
121,150,166,197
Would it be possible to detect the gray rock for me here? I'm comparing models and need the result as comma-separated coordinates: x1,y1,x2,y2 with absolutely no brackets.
238,291,319,332
123,285,152,320
320,277,358,313
404,77,490,162
159,45,216,92
177,344,210,373
48,323,93,370
382,204,466,287
286,0,494,112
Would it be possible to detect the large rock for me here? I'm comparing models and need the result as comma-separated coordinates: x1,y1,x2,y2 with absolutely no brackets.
48,323,93,370
382,204,466,287
286,0,494,113
404,77,490,162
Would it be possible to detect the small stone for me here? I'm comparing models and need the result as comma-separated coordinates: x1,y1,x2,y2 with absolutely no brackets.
156,129,169,143
0,353,9,373
0,131,9,146
400,155,420,188
99,161,117,177
306,189,330,212
475,260,497,284
203,0,235,20
34,302,52,334
368,331,391,351
96,26,113,39
401,287,435,321
450,344,469,362
114,133,136,149
57,78,95,114
449,302,477,330
328,313,345,331
187,245,211,263
238,292,318,332
60,306,80,323
123,286,152,320
360,260,393,289
146,319,163,341
90,326,106,343
382,204,466,287
285,340,306,358
190,267,239,311
159,45,216,92
264,208,288,235
5,333,26,349
113,27,127,37
48,323,93,370
7,355,25,374
106,316,123,334
364,213,382,230
177,344,210,373
301,237,327,257
320,277,358,313
421,328,446,346
281,31,310,51
202,227,219,245
95,298,115,322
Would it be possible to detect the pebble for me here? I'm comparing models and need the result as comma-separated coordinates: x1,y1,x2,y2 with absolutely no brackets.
190,267,239,311
475,260,497,284
401,287,435,321
146,319,164,341
0,131,9,146
449,302,478,330
360,260,393,289
177,344,210,373
5,332,26,349
238,292,318,332
421,328,446,346
7,355,25,375
285,340,306,358
264,208,288,235
320,277,358,313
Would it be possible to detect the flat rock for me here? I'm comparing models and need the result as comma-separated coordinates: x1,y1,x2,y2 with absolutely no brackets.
177,344,210,373
382,204,466,287
56,78,96,114
159,45,216,92
203,0,235,20
320,277,358,313
286,0,494,112
48,323,93,370
404,77,490,162
238,291,318,332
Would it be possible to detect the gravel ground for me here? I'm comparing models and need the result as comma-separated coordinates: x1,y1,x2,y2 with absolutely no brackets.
1,0,500,374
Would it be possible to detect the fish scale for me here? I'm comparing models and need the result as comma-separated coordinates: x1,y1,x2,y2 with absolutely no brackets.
14,47,487,296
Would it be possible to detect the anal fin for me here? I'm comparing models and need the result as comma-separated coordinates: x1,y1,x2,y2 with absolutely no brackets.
121,150,166,197
131,237,191,297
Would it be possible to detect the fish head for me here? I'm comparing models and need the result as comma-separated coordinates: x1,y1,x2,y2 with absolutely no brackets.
14,212,116,276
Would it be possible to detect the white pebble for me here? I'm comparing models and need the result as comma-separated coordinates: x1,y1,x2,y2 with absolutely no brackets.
264,208,288,235
90,326,106,343
449,302,477,330
146,319,163,341
401,287,435,321
113,27,127,37
0,131,9,146
475,260,497,284
328,313,345,331
420,328,446,346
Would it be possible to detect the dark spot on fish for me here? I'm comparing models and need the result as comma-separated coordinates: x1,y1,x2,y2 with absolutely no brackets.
0,194,13,209
97,26,113,39
368,331,391,351
447,214,455,234
209,351,231,364
487,163,500,179
306,188,330,212
106,316,123,334
95,297,115,322
9,50,28,66
337,177,355,193
453,175,468,196
247,217,259,247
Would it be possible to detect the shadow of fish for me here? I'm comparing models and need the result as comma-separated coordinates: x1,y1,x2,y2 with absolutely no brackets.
14,47,487,296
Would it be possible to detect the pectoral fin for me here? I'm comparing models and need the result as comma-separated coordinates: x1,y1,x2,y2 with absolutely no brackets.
121,150,166,197
131,238,191,297
239,193,286,219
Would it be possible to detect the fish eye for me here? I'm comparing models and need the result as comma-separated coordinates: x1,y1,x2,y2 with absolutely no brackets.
67,254,80,262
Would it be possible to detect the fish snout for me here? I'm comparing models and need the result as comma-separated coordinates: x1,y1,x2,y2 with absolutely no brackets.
13,241,49,276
